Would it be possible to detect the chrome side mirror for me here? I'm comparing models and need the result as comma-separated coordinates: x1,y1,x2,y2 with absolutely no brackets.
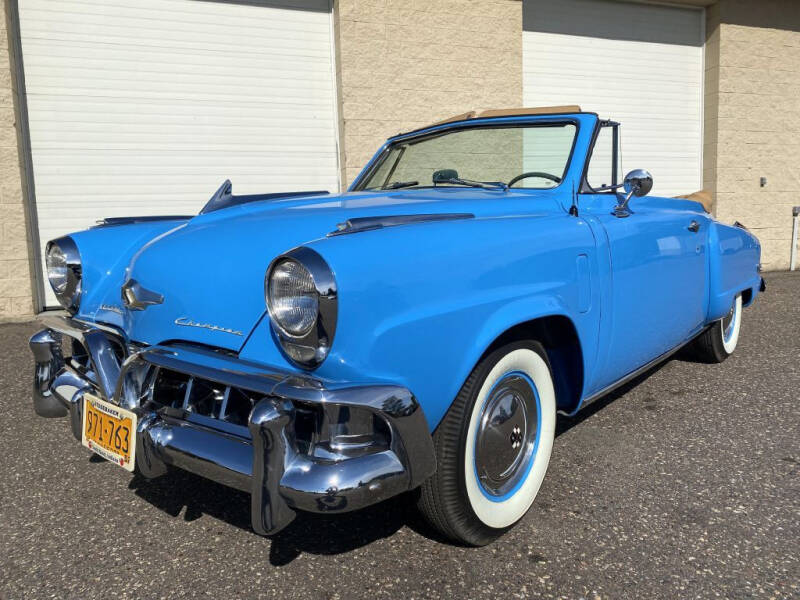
614,169,653,217
624,169,653,197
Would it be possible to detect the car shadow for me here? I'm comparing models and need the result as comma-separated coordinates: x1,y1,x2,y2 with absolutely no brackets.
127,469,447,565
555,356,674,437
124,355,680,564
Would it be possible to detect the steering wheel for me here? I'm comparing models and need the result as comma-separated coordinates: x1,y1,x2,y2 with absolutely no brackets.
507,171,562,187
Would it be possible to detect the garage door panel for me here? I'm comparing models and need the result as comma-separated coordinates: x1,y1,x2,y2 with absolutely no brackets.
23,0,331,26
523,0,703,198
524,0,702,46
23,48,335,80
22,1,332,48
23,46,334,78
20,0,339,307
29,151,338,182
22,30,334,58
530,39,702,67
26,96,336,117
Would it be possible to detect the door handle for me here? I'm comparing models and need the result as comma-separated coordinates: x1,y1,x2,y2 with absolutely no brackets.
688,220,700,233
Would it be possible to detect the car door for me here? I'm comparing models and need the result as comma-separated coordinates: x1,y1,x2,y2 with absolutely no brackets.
578,126,708,392
585,193,708,390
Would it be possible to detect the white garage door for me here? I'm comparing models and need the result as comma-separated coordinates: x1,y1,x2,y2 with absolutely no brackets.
18,0,340,306
523,0,703,196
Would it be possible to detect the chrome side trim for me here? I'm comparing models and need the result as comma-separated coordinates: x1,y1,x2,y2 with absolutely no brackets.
577,335,694,411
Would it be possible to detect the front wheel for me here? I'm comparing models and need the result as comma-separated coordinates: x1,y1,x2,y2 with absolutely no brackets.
688,293,743,363
417,341,556,546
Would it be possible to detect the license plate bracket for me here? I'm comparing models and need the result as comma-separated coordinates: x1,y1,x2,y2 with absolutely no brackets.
81,393,137,472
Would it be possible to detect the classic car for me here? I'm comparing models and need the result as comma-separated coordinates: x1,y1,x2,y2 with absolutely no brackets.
30,106,764,546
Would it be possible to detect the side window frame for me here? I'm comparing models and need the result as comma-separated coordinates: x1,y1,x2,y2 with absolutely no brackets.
580,119,620,193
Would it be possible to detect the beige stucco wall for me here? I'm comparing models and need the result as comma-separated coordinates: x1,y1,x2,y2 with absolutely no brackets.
334,0,523,186
0,0,34,319
705,0,800,270
0,0,795,324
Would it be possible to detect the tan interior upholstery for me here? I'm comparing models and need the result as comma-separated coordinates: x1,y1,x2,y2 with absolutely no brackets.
675,189,712,213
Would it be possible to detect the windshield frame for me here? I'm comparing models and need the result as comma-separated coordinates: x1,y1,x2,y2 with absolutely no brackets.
350,116,582,193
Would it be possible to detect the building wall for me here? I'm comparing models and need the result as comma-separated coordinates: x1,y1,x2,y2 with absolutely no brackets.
703,2,720,198
334,0,523,185
0,0,34,319
0,0,796,323
707,0,800,270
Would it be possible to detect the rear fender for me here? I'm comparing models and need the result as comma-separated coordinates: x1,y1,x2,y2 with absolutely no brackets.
707,222,762,321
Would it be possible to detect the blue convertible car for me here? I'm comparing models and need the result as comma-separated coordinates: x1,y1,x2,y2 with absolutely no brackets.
31,107,763,545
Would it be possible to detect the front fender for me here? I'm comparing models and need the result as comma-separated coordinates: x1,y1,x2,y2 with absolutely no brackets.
240,214,600,431
67,219,190,325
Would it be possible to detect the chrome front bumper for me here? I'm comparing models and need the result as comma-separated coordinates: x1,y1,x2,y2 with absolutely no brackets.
30,314,436,535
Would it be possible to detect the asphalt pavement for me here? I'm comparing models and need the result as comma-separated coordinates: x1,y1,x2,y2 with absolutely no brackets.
1,272,798,599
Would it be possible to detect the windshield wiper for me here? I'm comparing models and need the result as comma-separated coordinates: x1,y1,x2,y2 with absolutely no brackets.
437,177,508,191
383,180,419,190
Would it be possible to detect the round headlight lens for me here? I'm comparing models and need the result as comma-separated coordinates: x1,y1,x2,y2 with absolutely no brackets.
45,237,82,313
267,258,319,336
46,244,69,294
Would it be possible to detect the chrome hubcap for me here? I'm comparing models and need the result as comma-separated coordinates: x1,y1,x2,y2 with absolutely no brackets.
722,302,736,341
474,373,539,497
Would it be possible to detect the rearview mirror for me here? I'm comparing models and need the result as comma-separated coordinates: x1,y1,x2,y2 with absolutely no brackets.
433,169,459,184
614,169,653,217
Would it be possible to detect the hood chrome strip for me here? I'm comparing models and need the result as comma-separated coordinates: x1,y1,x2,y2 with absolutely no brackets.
329,212,474,236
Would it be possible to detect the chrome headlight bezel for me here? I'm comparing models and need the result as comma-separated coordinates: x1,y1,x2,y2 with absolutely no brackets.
265,247,337,370
45,236,82,314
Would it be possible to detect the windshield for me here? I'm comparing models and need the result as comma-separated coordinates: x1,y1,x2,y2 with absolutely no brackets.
357,122,577,191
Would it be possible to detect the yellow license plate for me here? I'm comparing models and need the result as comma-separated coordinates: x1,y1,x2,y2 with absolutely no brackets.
81,393,137,472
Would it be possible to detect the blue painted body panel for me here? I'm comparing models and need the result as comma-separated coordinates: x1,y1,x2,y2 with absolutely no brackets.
62,112,762,432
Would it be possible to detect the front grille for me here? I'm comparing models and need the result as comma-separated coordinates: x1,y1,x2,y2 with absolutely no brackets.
148,366,321,452
150,369,263,428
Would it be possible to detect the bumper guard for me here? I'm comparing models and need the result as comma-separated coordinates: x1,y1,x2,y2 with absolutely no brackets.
30,313,436,535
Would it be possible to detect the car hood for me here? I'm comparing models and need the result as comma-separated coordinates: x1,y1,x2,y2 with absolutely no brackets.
102,188,555,350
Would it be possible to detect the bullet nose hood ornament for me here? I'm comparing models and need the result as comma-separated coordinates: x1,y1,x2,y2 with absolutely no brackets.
121,279,164,311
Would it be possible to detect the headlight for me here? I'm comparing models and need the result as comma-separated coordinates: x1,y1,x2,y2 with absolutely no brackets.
46,237,82,313
266,247,337,369
268,259,318,336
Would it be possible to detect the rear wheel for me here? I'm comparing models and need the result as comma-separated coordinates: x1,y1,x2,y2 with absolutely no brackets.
688,294,743,363
418,341,556,546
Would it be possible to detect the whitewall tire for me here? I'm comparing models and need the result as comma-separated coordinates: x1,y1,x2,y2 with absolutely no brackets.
688,293,743,363
418,340,556,545
720,294,743,354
